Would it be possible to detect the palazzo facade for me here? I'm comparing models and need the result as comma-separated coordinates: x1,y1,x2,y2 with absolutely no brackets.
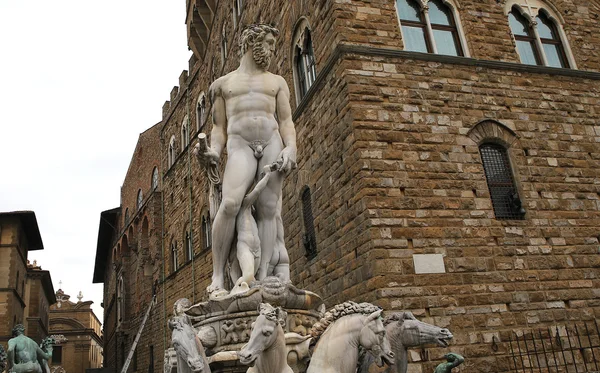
93,1,600,372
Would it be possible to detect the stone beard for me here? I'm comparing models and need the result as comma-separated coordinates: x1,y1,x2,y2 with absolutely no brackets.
253,41,272,69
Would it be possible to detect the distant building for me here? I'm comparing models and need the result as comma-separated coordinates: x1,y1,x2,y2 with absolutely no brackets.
0,211,56,346
49,289,103,373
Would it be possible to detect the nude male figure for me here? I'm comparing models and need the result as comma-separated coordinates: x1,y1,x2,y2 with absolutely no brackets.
197,24,297,297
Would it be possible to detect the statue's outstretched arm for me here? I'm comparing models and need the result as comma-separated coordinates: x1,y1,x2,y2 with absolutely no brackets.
448,353,464,368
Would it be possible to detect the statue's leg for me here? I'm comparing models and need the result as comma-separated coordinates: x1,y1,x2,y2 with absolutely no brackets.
272,200,290,281
255,172,284,281
234,210,260,288
209,143,256,294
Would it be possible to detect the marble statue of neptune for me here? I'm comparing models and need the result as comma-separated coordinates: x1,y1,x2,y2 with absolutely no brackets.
197,24,297,297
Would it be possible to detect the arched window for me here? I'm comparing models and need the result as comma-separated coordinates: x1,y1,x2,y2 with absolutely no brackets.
292,20,318,105
196,93,207,132
221,26,228,68
181,116,190,149
184,229,193,262
233,0,243,27
171,241,178,273
151,167,159,190
201,215,212,250
137,189,143,211
168,136,176,167
301,187,317,259
467,120,524,220
479,144,525,220
124,208,129,226
505,1,574,68
396,0,466,56
508,8,540,65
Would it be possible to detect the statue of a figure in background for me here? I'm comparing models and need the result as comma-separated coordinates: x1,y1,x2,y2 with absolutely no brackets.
6,324,53,373
195,24,297,298
433,353,464,373
0,344,7,372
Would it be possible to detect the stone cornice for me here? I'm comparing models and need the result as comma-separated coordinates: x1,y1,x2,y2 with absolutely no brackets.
293,43,600,121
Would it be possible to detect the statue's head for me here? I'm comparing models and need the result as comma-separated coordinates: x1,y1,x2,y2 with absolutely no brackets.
173,298,192,317
240,24,280,69
12,324,25,337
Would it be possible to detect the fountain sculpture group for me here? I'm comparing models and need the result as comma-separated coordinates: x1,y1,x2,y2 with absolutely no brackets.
166,24,464,373
3,324,54,373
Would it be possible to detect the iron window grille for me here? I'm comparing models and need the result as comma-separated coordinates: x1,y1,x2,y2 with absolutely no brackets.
479,143,525,220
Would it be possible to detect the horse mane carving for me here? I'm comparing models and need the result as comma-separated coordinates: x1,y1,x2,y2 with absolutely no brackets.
309,301,381,340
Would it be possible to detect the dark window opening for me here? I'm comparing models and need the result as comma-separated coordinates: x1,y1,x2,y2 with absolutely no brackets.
479,143,525,220
301,187,317,259
52,345,63,364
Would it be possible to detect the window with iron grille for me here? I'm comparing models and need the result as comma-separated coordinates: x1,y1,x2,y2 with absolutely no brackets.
301,187,317,259
479,143,525,220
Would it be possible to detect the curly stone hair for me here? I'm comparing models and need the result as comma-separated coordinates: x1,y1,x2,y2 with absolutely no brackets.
240,24,280,55
12,324,25,336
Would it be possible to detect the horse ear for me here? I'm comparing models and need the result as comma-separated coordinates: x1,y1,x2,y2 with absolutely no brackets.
276,307,287,327
365,309,383,324
258,303,266,313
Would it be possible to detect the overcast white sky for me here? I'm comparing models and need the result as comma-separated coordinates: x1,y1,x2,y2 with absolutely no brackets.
0,1,191,321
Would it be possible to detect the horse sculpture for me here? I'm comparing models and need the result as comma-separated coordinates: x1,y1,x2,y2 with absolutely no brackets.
307,301,394,373
169,299,211,373
358,312,454,373
239,303,292,373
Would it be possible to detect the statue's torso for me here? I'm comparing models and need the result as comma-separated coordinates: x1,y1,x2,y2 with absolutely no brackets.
219,71,281,143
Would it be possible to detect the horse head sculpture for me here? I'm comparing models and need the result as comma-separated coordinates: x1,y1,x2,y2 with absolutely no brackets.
169,300,211,373
385,312,453,373
238,303,292,373
307,302,394,373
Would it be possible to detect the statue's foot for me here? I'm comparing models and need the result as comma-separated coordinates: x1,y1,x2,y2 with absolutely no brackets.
207,284,229,299
229,281,250,296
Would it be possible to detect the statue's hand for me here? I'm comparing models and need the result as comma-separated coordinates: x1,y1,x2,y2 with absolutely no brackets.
193,143,220,166
277,146,297,173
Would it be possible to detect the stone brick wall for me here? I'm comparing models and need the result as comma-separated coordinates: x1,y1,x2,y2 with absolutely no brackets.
0,219,28,344
95,0,600,371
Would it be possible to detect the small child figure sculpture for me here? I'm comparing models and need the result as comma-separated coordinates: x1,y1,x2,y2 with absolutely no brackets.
434,353,464,373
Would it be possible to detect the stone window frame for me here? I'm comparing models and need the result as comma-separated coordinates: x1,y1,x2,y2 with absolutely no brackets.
181,115,190,150
395,0,470,58
201,209,212,251
184,226,193,262
151,167,159,190
196,92,207,132
503,0,577,69
168,135,177,168
117,274,124,324
171,239,179,273
137,189,143,211
467,120,526,220
221,26,228,68
291,17,318,107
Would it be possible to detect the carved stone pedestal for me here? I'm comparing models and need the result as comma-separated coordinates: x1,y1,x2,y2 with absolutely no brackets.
169,277,323,373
